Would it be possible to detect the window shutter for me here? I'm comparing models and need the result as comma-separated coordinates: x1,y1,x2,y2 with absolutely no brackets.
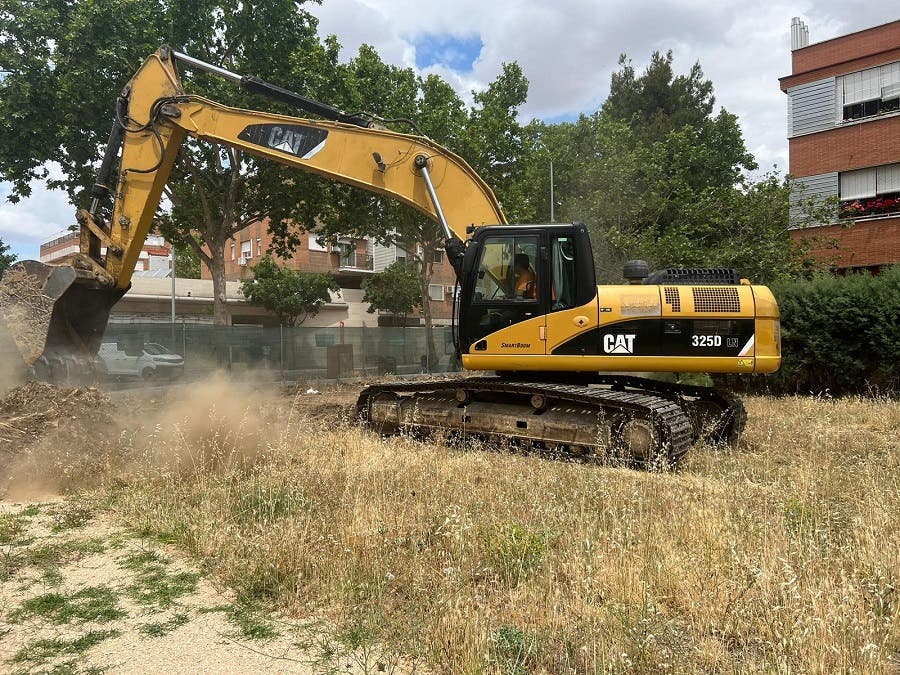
882,82,900,100
841,68,881,105
876,163,900,194
840,168,876,200
881,61,900,95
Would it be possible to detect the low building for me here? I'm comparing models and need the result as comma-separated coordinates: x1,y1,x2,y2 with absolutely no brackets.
40,232,173,273
109,276,366,327
781,18,900,272
206,219,458,322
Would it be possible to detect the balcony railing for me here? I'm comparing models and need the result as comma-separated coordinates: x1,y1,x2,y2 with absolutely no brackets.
334,252,374,271
839,193,900,220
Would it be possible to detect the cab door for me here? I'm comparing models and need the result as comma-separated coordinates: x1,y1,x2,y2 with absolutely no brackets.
459,231,547,354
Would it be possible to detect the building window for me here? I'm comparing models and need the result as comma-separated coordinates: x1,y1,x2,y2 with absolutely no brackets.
428,284,444,302
308,233,328,252
432,249,443,264
230,243,235,261
837,64,900,122
241,240,252,263
839,163,900,219
256,237,262,256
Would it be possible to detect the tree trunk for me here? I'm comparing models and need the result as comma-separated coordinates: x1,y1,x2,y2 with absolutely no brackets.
418,249,439,373
209,245,229,327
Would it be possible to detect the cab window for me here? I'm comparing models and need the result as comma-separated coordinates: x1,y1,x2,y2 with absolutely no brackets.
551,236,577,311
473,235,539,303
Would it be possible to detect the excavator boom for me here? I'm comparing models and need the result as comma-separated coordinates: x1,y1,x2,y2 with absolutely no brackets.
0,46,505,376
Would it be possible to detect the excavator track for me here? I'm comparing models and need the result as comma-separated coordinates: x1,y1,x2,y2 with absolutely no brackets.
498,372,747,447
586,375,746,446
356,377,695,468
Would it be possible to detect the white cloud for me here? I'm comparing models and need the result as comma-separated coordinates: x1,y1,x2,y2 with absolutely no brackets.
310,0,900,174
0,164,73,260
2,2,896,258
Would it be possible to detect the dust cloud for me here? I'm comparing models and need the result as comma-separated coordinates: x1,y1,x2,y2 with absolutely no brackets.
0,371,350,500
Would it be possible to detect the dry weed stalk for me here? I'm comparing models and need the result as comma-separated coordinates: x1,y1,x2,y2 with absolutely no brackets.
22,382,898,673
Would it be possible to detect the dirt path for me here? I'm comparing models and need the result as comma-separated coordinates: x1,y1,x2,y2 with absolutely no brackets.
0,499,398,674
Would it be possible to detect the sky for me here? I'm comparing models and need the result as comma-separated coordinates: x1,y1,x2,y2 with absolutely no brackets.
1,1,897,261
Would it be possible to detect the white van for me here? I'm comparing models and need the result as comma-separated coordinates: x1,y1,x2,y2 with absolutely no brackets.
96,342,184,379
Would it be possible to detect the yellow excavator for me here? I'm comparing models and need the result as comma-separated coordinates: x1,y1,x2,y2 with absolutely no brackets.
0,47,780,466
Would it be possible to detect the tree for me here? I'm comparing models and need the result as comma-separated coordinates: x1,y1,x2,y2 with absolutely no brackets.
362,261,422,325
240,255,338,326
267,46,528,367
0,0,330,324
522,51,810,282
173,237,201,279
0,238,15,276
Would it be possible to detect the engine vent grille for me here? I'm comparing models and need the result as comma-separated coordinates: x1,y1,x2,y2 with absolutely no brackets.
664,287,681,312
646,268,741,285
692,287,741,313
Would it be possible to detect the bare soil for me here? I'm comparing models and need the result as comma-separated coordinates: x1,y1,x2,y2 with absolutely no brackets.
0,500,401,674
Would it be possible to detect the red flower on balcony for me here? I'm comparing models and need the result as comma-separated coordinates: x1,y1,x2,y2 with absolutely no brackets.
840,192,900,219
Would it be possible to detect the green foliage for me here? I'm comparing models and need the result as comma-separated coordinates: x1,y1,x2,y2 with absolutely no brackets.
764,267,900,394
172,236,201,279
0,0,326,323
491,624,538,675
516,51,808,284
0,237,16,276
12,629,120,666
138,612,189,637
484,521,547,587
11,586,125,624
226,600,277,640
362,261,422,320
241,255,339,326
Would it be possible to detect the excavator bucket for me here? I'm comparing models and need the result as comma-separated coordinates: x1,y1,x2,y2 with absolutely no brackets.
0,260,123,380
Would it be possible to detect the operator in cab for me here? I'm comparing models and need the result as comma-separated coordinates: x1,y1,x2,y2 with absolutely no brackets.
514,253,536,299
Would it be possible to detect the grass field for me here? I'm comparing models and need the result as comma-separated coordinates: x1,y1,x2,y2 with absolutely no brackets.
6,381,900,673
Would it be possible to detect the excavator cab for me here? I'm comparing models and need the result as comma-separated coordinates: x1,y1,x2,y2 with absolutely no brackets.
457,223,597,352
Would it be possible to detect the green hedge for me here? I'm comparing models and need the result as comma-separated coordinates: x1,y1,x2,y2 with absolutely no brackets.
759,266,900,395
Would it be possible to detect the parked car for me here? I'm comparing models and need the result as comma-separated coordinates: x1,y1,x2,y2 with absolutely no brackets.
95,342,184,379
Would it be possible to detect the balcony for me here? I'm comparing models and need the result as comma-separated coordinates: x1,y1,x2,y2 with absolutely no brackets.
333,252,374,271
839,192,900,220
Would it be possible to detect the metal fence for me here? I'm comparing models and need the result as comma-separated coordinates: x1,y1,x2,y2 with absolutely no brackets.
103,322,458,381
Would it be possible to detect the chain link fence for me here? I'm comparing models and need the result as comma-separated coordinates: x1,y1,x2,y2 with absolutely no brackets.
101,322,459,381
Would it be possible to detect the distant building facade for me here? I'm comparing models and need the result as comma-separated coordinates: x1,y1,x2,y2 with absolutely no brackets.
40,231,173,273
205,219,458,322
780,18,900,271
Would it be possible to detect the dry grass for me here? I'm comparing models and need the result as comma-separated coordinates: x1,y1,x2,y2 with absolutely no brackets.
9,380,899,672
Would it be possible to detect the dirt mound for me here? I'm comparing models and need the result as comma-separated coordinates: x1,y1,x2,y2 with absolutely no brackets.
0,266,54,365
0,382,113,457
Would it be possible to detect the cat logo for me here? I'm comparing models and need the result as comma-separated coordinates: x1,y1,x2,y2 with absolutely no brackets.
603,333,636,354
237,124,328,160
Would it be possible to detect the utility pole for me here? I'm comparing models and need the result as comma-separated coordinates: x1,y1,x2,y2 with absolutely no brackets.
170,245,177,353
170,246,176,323
549,157,555,223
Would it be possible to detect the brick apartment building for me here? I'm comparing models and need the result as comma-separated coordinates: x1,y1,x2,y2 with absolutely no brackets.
40,231,173,272
780,18,900,271
207,219,459,322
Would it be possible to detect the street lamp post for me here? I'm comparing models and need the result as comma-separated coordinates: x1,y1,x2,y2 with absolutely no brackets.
537,141,555,223
549,156,554,223
170,246,176,323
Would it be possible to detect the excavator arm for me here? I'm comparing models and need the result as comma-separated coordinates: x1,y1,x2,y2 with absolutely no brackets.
0,46,506,375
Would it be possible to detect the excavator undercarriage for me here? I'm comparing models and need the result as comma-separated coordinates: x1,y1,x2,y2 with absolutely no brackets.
357,374,745,467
